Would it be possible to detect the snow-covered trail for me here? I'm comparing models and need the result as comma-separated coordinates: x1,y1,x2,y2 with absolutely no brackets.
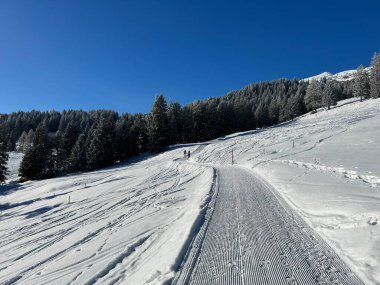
174,166,365,285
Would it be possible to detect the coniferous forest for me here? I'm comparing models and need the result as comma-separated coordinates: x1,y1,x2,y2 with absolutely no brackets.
0,53,379,182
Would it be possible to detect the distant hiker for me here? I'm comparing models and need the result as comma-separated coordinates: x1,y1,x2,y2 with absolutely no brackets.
184,150,187,158
187,150,191,159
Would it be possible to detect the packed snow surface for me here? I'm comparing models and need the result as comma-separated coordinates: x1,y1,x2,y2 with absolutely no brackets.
1,98,379,285
174,166,364,284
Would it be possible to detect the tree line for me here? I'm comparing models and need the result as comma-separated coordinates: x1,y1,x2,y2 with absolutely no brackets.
0,53,379,182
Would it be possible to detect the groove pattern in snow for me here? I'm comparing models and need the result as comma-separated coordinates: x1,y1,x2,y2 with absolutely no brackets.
175,166,365,285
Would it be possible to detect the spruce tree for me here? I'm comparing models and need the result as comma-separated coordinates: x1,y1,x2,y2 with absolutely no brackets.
148,95,169,152
60,121,79,171
370,52,380,98
114,115,133,161
23,129,34,153
67,134,87,172
16,131,27,152
86,115,115,169
304,80,323,111
354,65,370,102
62,122,79,159
0,142,8,183
19,124,52,180
132,114,148,154
322,80,337,110
167,101,183,145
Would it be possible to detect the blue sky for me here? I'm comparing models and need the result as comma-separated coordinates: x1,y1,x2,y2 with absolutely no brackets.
0,0,379,114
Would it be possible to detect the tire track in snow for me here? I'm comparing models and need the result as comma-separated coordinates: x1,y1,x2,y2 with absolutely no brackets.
173,166,365,285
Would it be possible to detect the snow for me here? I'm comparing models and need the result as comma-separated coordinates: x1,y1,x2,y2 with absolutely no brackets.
1,98,379,284
0,150,213,284
174,166,364,284
5,152,23,183
303,68,371,82
189,98,380,285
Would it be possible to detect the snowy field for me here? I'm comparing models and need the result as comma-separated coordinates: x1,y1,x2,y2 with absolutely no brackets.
1,98,379,285
0,151,213,284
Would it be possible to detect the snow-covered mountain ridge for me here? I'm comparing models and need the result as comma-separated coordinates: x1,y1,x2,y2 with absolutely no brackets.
303,67,371,82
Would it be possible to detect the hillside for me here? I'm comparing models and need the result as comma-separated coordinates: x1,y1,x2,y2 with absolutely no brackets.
1,98,379,284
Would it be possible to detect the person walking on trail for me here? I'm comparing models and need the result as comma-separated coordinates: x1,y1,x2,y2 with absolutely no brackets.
187,150,191,159
184,150,187,158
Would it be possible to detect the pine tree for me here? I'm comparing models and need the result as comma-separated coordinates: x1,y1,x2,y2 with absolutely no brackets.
6,139,13,152
114,115,133,161
61,121,79,171
304,80,323,111
62,122,79,158
322,80,337,110
167,101,183,145
132,114,148,154
370,52,380,98
19,124,52,180
354,65,370,102
23,129,34,153
283,94,304,121
0,142,8,183
16,131,27,152
67,134,87,172
86,115,115,169
148,95,169,152
255,102,268,127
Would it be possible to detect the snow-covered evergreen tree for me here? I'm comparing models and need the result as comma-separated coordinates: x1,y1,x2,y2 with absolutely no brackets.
304,80,323,111
19,124,52,180
0,142,8,183
67,134,87,172
322,80,337,110
86,115,115,170
16,131,27,152
354,65,370,102
148,95,169,152
167,101,183,145
23,129,35,153
370,52,380,98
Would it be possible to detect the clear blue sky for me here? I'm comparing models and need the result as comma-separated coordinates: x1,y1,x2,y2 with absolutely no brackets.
0,0,379,114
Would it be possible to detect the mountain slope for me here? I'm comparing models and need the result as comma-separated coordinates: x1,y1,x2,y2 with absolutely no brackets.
189,98,380,284
303,67,371,82
1,98,379,285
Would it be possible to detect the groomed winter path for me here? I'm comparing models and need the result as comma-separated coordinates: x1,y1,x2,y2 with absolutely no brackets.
173,166,365,285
